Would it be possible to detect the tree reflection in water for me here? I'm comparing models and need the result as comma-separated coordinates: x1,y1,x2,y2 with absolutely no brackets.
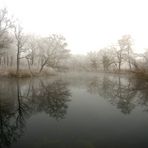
0,78,71,148
87,75,148,114
32,79,71,120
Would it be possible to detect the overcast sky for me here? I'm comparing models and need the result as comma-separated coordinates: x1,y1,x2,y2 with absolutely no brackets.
1,0,148,54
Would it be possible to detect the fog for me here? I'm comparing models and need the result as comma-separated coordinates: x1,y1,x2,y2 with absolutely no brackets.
0,7,148,77
1,1,148,148
1,0,148,54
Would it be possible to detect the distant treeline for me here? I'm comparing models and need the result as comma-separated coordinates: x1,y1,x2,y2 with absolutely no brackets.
68,35,148,78
0,8,70,77
0,8,148,77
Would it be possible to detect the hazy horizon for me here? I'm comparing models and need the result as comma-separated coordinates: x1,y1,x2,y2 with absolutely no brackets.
1,0,148,54
1,2,148,148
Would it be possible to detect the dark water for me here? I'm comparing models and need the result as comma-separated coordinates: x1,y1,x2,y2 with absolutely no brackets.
1,73,148,148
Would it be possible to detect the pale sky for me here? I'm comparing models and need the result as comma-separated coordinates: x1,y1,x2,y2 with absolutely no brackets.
1,0,148,54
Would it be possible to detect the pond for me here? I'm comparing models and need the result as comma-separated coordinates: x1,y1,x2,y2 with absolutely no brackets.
1,73,148,148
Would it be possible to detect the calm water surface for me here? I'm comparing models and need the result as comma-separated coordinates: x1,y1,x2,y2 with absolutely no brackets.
1,73,148,148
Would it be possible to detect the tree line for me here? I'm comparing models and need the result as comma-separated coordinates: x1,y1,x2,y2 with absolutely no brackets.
87,35,141,73
0,8,70,77
0,7,148,77
68,34,148,77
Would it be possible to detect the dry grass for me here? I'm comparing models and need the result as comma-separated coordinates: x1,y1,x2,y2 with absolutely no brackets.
0,67,57,78
131,69,148,79
3,69,32,78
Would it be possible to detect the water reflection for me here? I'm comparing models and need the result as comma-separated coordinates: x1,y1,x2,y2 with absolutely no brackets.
87,75,148,114
0,78,71,148
31,79,71,120
1,74,148,148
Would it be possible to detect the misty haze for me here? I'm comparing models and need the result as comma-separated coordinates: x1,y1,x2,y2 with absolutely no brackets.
1,0,148,148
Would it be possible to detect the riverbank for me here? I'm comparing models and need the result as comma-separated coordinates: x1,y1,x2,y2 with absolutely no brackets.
0,68,148,80
0,68,57,78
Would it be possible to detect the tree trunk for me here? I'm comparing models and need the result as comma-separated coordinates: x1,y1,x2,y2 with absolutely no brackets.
27,58,33,76
16,45,20,75
10,56,13,67
38,58,49,73
7,55,9,67
128,58,132,71
0,57,1,66
119,62,121,73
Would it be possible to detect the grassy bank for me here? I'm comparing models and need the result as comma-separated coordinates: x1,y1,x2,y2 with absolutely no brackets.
0,68,57,78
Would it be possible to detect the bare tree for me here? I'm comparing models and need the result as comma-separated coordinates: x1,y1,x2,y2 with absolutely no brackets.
87,51,100,72
0,8,13,67
0,8,13,47
14,24,26,75
99,48,115,72
115,43,125,72
118,35,133,71
22,35,40,75
37,34,70,73
25,35,39,66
